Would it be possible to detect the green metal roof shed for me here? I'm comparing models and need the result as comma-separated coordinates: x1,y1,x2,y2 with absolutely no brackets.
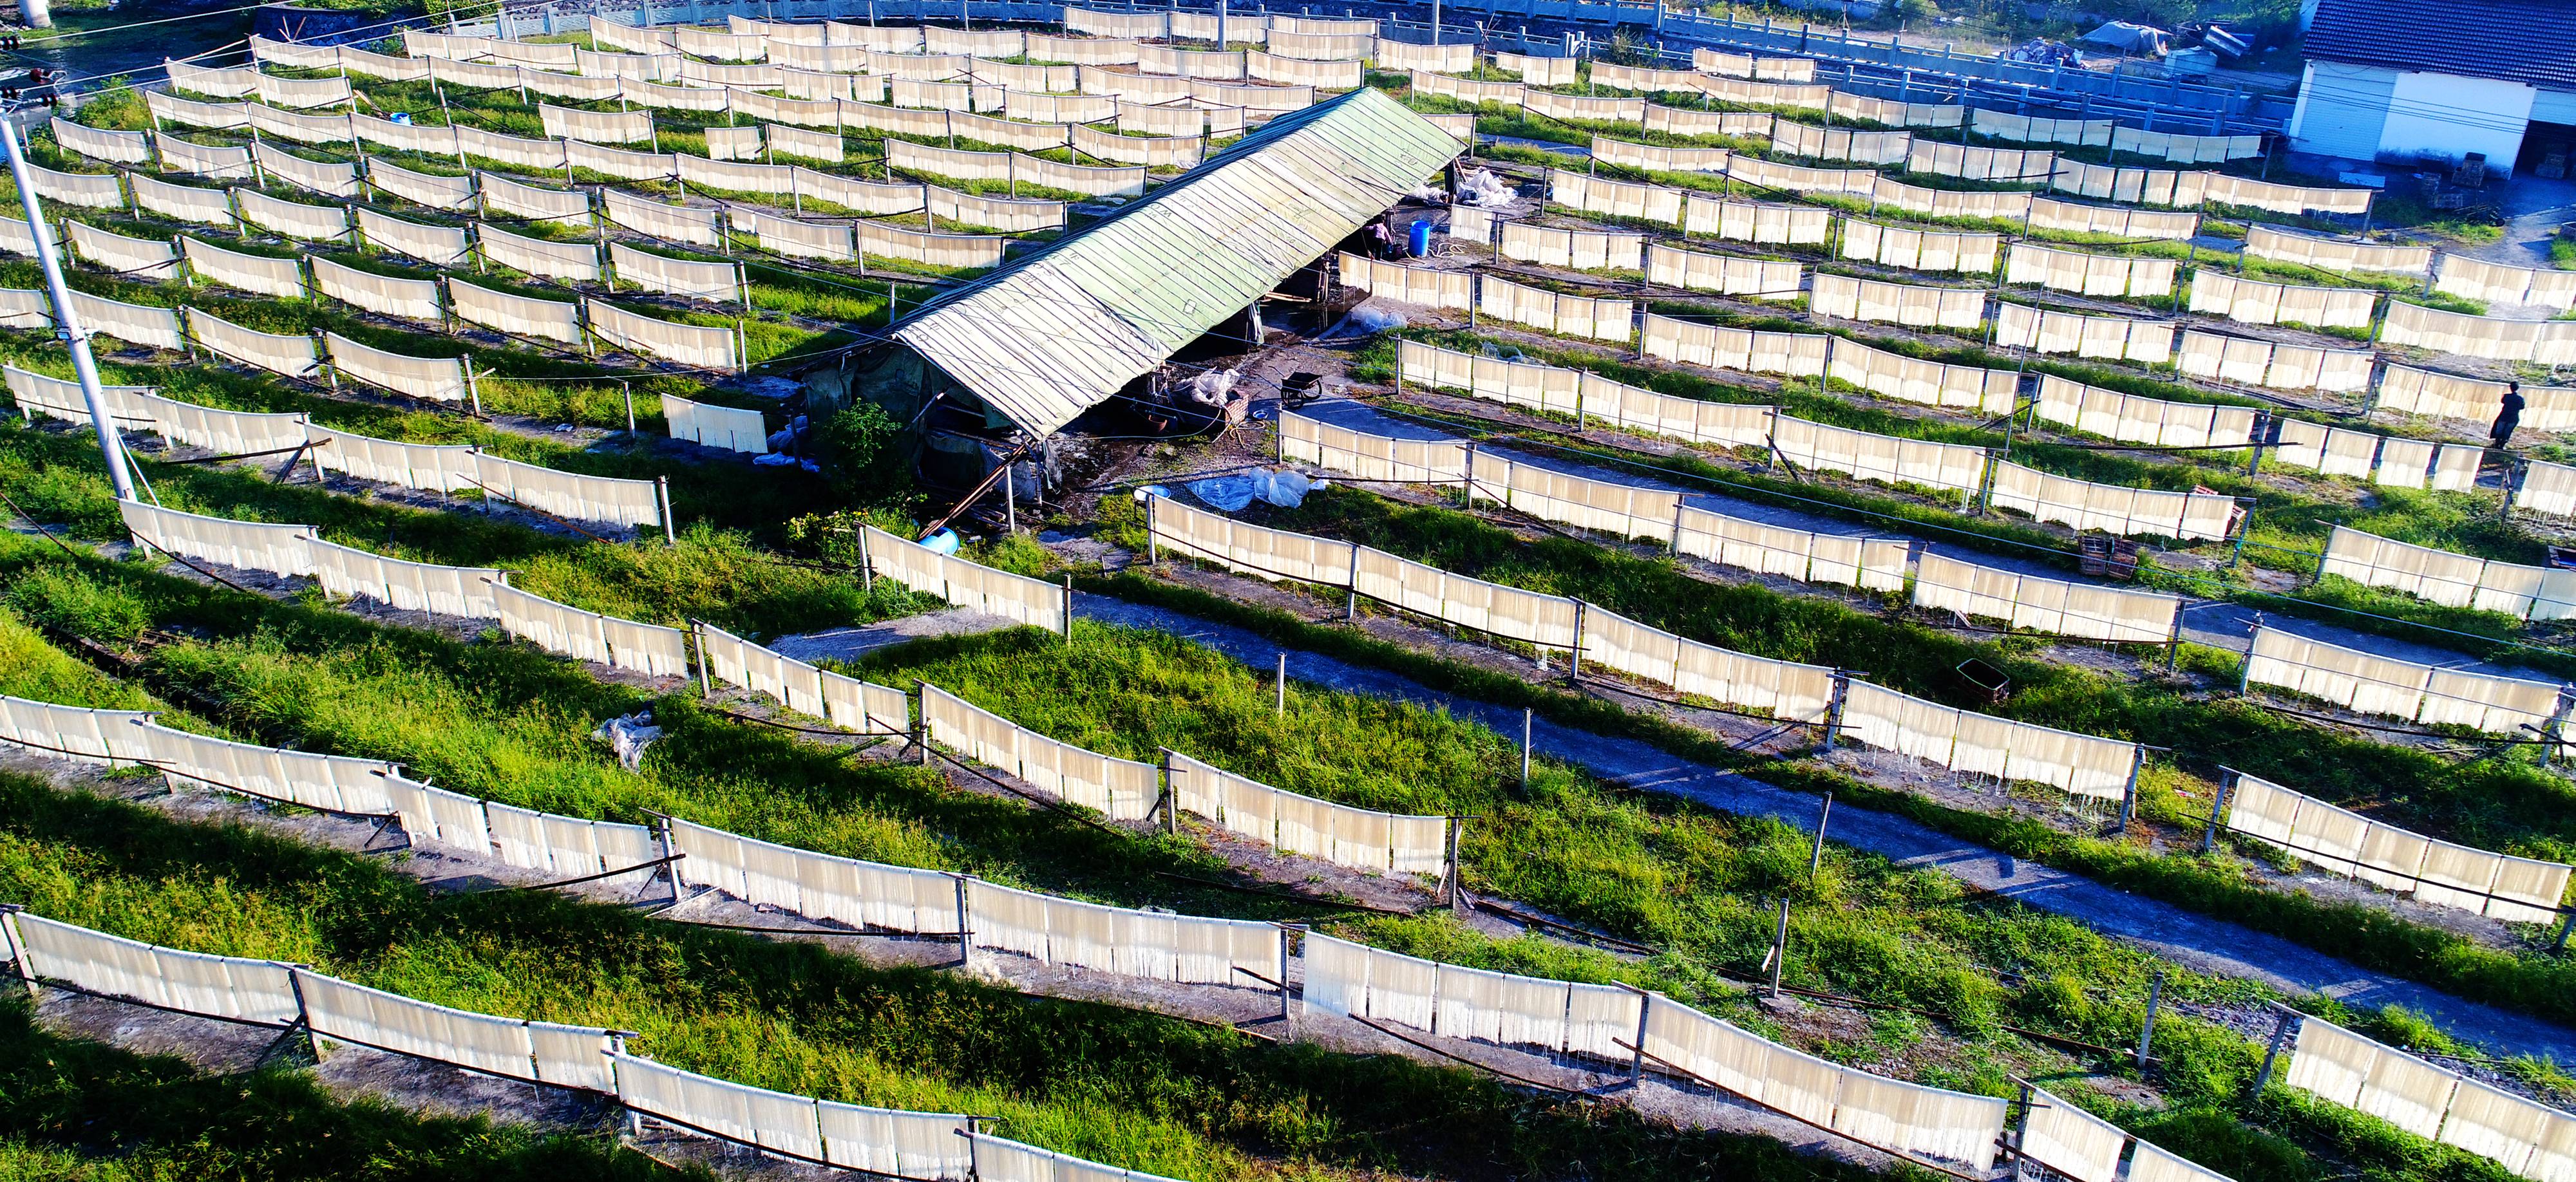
884,86,1463,438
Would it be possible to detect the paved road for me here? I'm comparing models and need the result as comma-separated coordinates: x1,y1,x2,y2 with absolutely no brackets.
1058,590,2576,1062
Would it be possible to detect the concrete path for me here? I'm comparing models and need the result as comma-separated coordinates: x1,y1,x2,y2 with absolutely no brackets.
1010,592,2576,1062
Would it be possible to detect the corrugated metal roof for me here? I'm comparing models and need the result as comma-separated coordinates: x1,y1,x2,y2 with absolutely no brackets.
2305,0,2576,89
889,87,1462,438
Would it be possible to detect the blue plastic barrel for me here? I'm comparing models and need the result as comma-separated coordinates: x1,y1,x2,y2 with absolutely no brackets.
1408,219,1432,258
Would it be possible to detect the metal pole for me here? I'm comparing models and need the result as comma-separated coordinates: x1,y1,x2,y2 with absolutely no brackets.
1059,577,1073,642
1274,651,1286,715
1519,708,1533,787
1160,748,1180,835
2136,971,2163,1067
2115,747,2143,833
2202,769,2239,852
952,874,974,968
2249,1006,2296,1098
1765,897,1790,996
694,623,714,699
1443,816,1462,906
1808,791,1832,874
2,120,132,500
1144,493,1159,565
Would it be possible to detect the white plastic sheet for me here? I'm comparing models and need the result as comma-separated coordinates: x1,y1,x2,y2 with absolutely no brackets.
310,256,444,322
309,537,498,617
1987,460,2235,541
14,912,301,1026
663,393,768,454
861,525,1067,633
472,452,665,532
1913,550,2181,643
584,298,739,371
1838,680,2139,800
4,364,152,429
185,306,319,380
921,684,1155,821
478,222,603,281
323,333,469,402
449,277,584,345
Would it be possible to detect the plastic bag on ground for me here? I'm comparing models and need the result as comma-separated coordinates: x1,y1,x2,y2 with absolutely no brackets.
1455,168,1515,207
1189,473,1258,512
592,710,663,770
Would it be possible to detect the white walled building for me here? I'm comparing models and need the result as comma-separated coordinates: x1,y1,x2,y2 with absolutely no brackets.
2289,0,2576,178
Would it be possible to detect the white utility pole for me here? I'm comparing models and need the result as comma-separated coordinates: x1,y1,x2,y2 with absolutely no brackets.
1,118,132,500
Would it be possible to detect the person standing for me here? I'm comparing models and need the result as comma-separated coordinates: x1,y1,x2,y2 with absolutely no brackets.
2492,381,2526,451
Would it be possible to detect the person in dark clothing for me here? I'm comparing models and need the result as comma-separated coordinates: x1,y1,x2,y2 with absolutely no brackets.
2492,382,2525,451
